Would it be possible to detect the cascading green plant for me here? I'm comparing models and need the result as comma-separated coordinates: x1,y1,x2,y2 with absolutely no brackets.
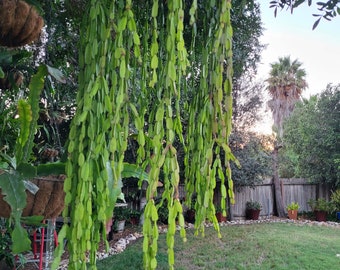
53,1,235,269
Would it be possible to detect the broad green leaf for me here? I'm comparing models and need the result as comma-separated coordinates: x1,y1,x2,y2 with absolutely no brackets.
11,219,31,254
0,171,27,212
122,162,149,181
20,215,44,226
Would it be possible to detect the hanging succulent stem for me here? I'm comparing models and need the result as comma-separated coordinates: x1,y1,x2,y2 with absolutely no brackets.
141,0,190,269
52,0,139,268
52,0,234,269
184,0,235,237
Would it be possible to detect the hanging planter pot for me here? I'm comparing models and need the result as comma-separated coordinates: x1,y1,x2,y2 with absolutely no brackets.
0,175,65,219
0,0,44,47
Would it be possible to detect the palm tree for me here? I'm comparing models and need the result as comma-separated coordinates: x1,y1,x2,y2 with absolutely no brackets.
267,56,308,137
266,56,307,217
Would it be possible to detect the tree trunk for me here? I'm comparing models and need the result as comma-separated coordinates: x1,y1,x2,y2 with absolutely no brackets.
272,145,285,217
227,195,234,221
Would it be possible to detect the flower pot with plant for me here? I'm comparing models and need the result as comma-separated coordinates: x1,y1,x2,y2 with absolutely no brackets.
114,207,130,232
308,198,331,222
286,202,299,220
129,209,141,225
245,201,261,220
215,205,227,222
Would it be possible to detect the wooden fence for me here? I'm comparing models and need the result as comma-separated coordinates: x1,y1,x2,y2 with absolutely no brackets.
123,178,331,219
228,178,331,219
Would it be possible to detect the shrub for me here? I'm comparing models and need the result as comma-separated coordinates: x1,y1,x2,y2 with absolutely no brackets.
308,198,332,212
246,201,261,210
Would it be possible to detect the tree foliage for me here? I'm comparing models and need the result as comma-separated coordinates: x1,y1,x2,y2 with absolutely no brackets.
230,131,273,189
269,0,340,29
282,84,340,188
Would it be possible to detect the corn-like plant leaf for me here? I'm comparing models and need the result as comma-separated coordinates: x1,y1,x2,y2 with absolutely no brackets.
15,65,48,165
16,100,32,155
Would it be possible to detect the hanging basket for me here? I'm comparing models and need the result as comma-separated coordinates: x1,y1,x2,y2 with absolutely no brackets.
0,0,44,47
0,175,65,219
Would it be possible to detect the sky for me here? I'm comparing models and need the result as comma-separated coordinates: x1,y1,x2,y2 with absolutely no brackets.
253,1,340,133
257,1,340,98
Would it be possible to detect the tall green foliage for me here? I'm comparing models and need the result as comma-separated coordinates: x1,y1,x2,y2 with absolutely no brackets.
282,84,340,187
53,0,234,269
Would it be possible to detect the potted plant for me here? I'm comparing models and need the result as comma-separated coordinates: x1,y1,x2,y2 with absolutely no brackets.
245,201,261,220
330,189,340,220
286,202,299,220
185,196,196,224
215,205,227,223
129,209,141,225
114,207,130,232
308,198,331,222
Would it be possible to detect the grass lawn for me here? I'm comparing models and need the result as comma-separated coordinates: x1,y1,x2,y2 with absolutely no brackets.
96,222,340,270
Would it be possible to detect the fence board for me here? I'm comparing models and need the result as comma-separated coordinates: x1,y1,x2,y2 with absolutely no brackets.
231,178,330,218
123,178,331,220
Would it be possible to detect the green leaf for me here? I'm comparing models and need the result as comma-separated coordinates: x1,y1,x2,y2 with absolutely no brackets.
0,152,16,169
0,171,30,254
20,215,44,226
119,59,126,78
121,163,149,181
16,65,48,164
106,161,121,217
0,49,13,64
151,55,158,69
118,16,127,32
11,219,31,254
16,100,32,152
0,171,27,212
36,162,66,176
0,66,4,78
152,1,158,17
16,162,37,178
46,65,66,83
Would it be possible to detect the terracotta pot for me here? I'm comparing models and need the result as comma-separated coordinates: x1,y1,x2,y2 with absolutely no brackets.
245,209,260,220
215,212,227,222
0,176,65,219
130,216,139,225
186,209,195,223
287,210,298,220
314,210,327,222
